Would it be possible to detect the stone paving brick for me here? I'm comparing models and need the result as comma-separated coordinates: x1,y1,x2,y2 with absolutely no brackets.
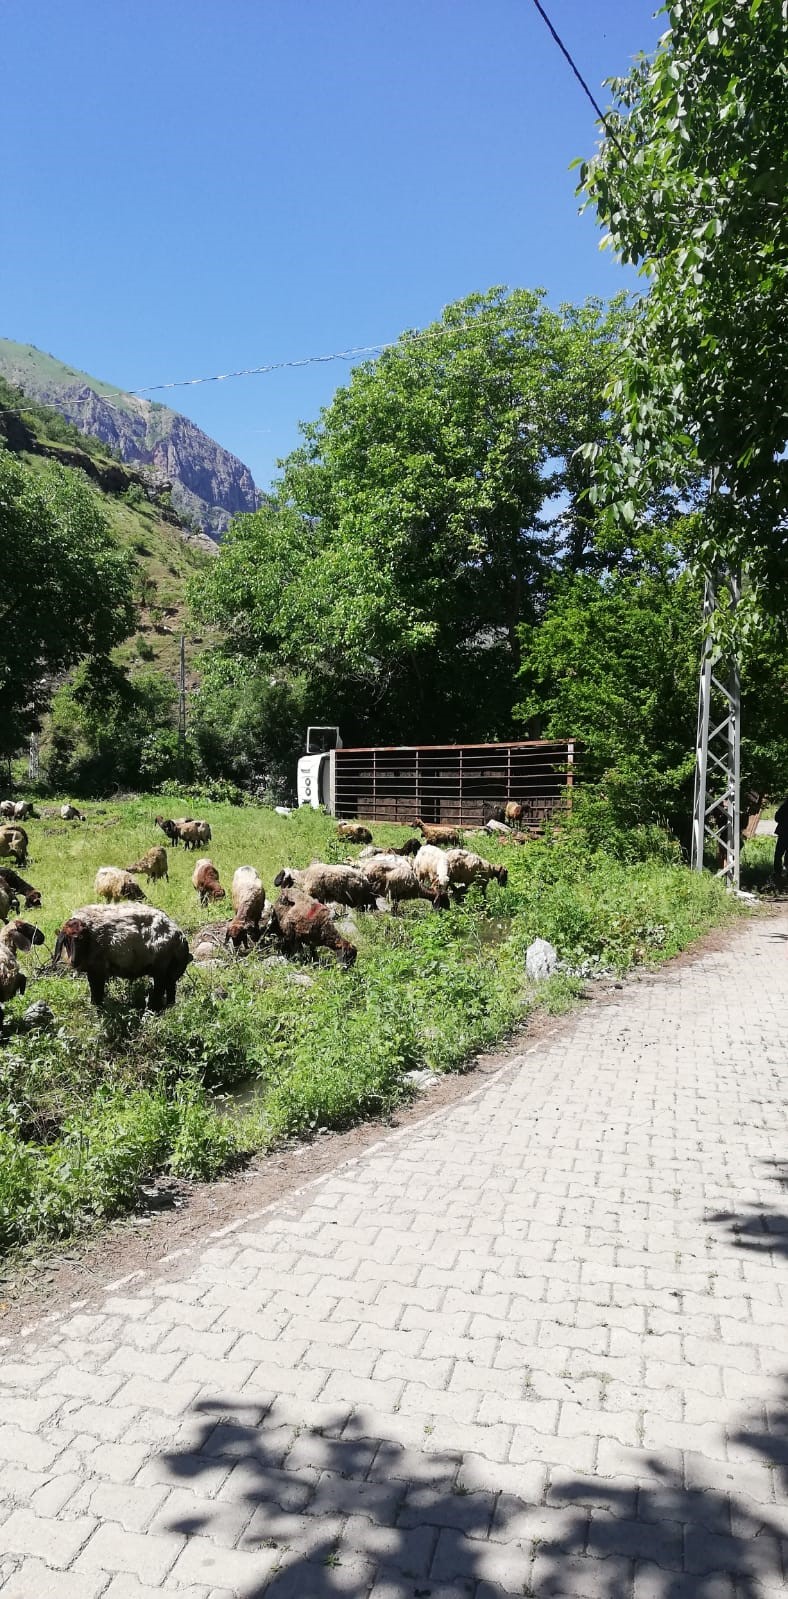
2,914,787,1598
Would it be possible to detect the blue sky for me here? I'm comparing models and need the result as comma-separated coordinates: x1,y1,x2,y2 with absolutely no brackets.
4,1,662,491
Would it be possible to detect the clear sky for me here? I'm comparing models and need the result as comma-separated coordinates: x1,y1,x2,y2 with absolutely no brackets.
3,1,662,491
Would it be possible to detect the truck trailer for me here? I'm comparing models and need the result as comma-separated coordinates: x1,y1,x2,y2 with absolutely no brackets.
297,728,576,830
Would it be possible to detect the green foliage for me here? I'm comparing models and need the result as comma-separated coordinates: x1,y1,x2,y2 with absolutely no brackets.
45,659,180,794
578,0,788,604
0,796,740,1257
0,451,135,759
190,290,629,761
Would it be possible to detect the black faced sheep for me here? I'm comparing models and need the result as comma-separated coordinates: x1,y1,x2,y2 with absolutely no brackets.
272,889,357,967
336,822,373,844
126,845,169,883
54,904,192,1009
94,867,148,904
0,800,39,821
156,817,212,851
0,867,42,909
0,920,45,1033
192,857,227,905
60,804,86,821
0,828,28,867
273,863,377,911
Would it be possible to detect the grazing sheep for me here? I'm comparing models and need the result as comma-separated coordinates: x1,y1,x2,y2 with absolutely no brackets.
94,867,148,904
0,828,28,867
155,816,212,850
60,804,86,821
444,848,508,894
0,883,11,923
272,889,357,967
412,844,452,909
273,863,377,910
360,853,432,910
336,822,373,844
223,865,267,949
0,800,38,821
0,920,45,1033
126,845,169,883
53,904,192,1009
359,838,420,860
413,818,462,847
192,857,226,905
0,867,42,909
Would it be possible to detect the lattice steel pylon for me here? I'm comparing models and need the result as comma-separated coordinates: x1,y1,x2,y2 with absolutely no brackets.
691,570,742,890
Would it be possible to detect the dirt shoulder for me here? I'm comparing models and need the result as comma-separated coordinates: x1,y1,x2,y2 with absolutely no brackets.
0,911,765,1338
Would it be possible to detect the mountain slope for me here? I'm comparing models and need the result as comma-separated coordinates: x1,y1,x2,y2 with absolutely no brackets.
0,338,260,538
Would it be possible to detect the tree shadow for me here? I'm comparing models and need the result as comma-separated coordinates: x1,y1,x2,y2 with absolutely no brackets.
153,1178,787,1597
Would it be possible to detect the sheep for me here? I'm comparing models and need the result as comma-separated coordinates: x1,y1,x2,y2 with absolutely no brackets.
0,800,38,821
360,853,432,910
271,889,357,967
359,838,420,860
0,883,11,923
192,857,226,905
53,904,192,1009
0,828,28,867
444,847,508,894
504,801,523,824
412,844,452,909
60,804,86,821
223,865,267,949
0,920,45,1033
412,818,462,847
273,863,377,911
336,822,373,844
0,867,42,909
94,867,148,904
155,816,211,850
126,845,169,883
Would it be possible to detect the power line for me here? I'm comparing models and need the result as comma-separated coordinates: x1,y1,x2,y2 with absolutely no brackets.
526,0,628,161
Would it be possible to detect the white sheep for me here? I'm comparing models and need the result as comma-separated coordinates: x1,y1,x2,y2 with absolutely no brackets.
54,904,192,1009
94,867,148,904
225,865,267,948
444,848,508,893
413,844,452,909
273,862,377,910
360,853,430,909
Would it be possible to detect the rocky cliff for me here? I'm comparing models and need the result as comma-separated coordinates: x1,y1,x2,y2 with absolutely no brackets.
0,339,261,539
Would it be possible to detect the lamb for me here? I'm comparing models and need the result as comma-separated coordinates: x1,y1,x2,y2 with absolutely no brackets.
94,867,148,904
273,863,377,910
0,920,45,1033
360,853,431,909
126,845,169,883
224,865,267,949
413,818,462,847
192,857,226,905
0,800,39,821
0,828,28,867
0,867,42,908
60,804,86,821
53,904,192,1009
271,889,357,967
412,844,452,909
444,847,508,894
336,822,373,844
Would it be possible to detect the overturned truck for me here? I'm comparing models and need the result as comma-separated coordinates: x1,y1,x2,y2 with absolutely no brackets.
297,730,577,831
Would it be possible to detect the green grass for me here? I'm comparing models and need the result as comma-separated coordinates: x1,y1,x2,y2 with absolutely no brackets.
0,798,745,1255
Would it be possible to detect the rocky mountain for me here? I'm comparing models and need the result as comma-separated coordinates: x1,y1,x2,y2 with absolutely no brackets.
0,338,261,539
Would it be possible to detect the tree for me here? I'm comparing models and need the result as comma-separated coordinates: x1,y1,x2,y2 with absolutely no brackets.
191,289,627,754
579,1,788,599
0,451,135,759
45,660,179,794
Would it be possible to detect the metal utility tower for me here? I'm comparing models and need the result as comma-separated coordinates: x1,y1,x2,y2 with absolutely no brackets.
690,569,742,890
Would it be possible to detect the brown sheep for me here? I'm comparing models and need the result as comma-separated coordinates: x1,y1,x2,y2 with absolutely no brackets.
412,818,462,847
192,857,226,905
54,904,192,1009
0,883,12,923
336,822,373,844
273,863,377,910
0,867,42,908
94,867,147,904
126,845,169,883
0,827,28,867
504,801,523,824
271,889,357,967
155,817,211,849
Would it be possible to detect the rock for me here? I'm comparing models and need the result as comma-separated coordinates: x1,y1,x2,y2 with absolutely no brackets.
21,1000,55,1032
525,938,559,981
286,971,314,989
274,806,292,817
404,1068,440,1092
486,819,512,835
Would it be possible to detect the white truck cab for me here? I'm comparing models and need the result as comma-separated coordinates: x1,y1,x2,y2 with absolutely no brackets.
296,727,342,809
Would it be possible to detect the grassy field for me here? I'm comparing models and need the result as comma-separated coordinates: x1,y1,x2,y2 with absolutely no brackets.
0,797,745,1255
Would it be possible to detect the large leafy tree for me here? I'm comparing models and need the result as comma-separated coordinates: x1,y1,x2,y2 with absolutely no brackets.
192,288,627,758
579,0,788,598
0,451,135,760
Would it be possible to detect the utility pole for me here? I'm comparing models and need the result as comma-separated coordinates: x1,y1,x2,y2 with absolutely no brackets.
177,634,187,776
691,568,741,890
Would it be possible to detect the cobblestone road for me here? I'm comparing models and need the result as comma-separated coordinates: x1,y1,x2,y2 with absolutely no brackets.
1,915,786,1599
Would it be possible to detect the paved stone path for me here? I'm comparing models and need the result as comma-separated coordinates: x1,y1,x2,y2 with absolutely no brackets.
1,915,786,1599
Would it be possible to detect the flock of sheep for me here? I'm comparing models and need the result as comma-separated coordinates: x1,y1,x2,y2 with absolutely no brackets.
0,805,511,1030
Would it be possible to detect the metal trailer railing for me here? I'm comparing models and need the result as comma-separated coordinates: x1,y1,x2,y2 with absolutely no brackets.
332,739,577,827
